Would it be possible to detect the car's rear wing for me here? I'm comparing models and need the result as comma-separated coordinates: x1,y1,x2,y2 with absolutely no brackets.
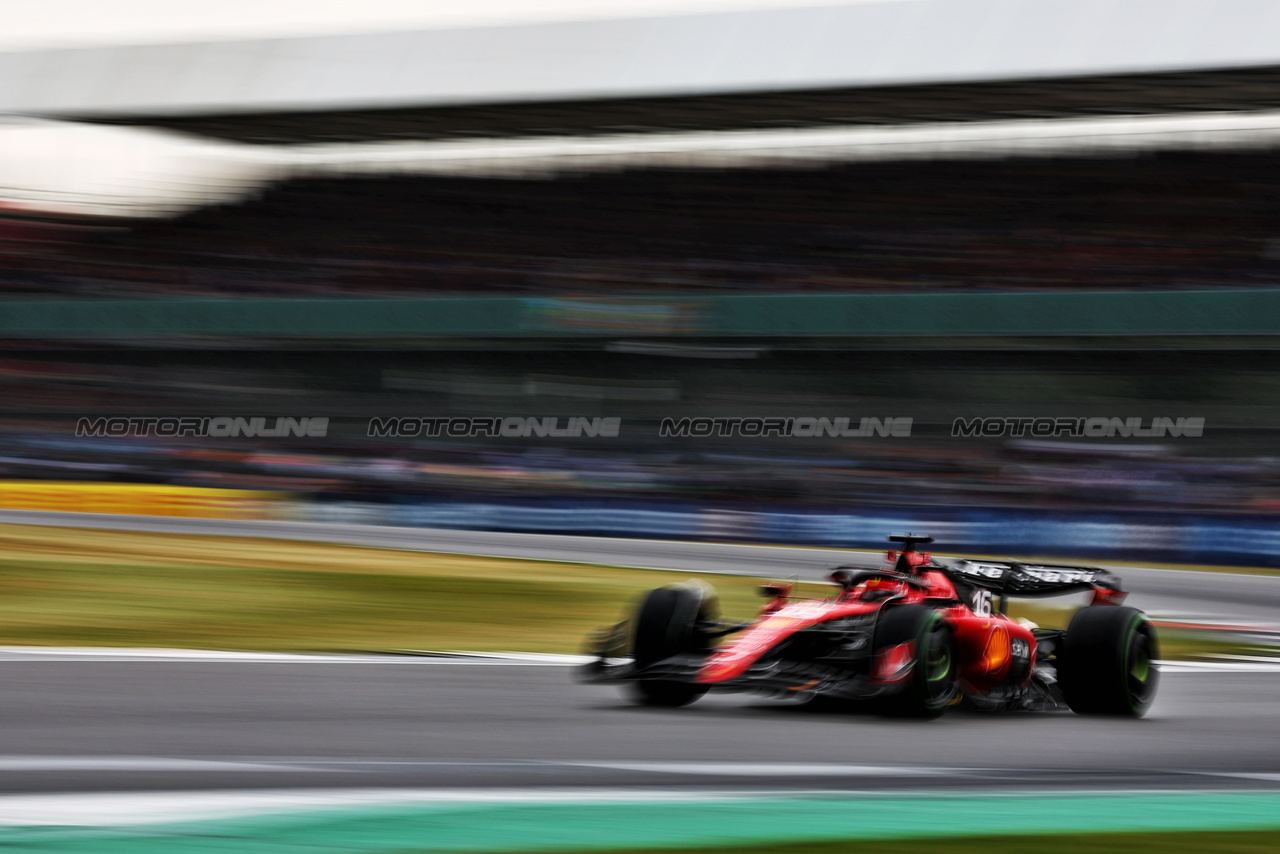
934,557,1126,602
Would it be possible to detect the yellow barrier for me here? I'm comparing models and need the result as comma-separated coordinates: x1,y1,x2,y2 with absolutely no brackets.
0,482,288,520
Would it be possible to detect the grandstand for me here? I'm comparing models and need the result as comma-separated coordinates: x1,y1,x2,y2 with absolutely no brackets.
3,1,1280,534
4,1,1280,318
5,154,1280,299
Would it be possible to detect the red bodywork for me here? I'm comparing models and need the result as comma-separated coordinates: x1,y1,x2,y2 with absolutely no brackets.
695,560,1036,694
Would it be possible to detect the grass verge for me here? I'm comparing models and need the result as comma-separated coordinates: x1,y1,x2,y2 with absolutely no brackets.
0,523,1267,656
0,523,823,652
445,829,1280,854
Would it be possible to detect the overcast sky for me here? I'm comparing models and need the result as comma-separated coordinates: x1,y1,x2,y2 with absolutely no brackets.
0,0,910,51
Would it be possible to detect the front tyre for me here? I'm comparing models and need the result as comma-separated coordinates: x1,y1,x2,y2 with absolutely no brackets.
630,582,716,707
1058,606,1159,717
873,605,957,718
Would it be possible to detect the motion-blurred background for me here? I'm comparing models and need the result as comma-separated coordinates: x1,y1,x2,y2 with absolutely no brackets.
4,0,1280,565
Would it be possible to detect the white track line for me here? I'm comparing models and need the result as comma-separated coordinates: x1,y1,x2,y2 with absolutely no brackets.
0,757,311,772
0,647,593,664
566,761,958,777
0,647,1272,671
1154,659,1280,673
0,787,765,827
0,757,963,777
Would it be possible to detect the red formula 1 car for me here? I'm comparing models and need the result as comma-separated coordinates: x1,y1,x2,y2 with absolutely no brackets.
581,535,1159,717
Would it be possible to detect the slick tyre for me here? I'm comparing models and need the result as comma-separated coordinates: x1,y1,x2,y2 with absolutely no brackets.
631,583,715,708
1058,606,1159,717
872,605,957,719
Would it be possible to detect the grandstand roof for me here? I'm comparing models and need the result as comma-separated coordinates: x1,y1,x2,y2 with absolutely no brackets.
5,0,1280,118
9,108,1280,218
106,64,1280,145
10,109,1280,218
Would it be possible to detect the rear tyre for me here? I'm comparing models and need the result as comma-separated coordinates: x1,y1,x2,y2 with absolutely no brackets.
631,583,716,707
1058,606,1159,717
872,605,957,718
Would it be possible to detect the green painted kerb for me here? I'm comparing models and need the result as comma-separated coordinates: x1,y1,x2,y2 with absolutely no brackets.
2,791,1280,854
3,288,1280,339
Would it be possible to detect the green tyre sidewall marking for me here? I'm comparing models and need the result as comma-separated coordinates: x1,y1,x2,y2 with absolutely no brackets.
923,613,951,683
915,611,954,715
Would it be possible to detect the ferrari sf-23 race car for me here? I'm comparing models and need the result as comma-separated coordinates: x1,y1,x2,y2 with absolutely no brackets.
581,535,1158,718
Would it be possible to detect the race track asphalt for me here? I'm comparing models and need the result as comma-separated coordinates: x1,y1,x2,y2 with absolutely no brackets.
0,510,1277,797
0,657,1278,794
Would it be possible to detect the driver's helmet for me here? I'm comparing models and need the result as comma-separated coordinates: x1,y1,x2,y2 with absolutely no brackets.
887,548,932,575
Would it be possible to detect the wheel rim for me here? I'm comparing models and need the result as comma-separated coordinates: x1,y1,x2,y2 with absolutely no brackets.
1125,623,1157,709
927,638,951,682
1130,644,1150,683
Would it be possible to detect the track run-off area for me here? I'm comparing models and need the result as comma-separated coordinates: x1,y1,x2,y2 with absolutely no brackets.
0,510,1279,851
